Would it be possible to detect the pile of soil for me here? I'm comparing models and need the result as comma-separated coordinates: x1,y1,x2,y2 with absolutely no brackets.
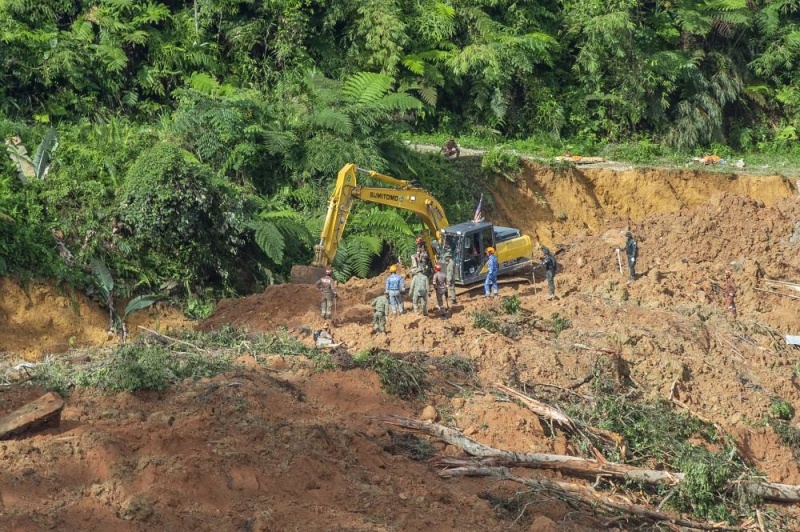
1,163,799,530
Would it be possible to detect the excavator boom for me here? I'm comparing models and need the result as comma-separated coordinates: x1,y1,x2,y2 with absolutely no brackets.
291,163,449,283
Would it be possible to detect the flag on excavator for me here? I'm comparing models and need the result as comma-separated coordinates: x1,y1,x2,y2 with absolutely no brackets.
473,194,484,223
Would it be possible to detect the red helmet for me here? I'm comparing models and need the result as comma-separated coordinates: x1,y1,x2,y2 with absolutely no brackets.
434,264,441,271
416,237,423,244
325,268,332,276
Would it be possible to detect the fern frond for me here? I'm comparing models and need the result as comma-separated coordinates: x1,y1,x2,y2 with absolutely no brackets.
342,72,394,105
251,221,286,263
309,107,353,136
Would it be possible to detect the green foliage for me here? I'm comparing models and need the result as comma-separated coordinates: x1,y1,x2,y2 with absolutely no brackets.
770,398,795,421
353,348,428,399
481,146,522,182
119,142,250,285
550,312,571,337
500,294,520,315
184,297,215,320
33,340,233,394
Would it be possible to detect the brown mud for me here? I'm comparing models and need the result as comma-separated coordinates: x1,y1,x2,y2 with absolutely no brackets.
1,163,799,530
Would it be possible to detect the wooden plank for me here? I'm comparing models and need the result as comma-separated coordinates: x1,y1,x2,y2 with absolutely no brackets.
0,392,64,440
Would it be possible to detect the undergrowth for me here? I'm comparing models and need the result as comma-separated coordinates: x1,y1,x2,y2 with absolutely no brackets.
353,349,428,399
558,358,756,523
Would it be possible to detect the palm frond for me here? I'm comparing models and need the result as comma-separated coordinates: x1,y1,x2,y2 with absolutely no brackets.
91,258,115,299
251,220,286,264
122,295,162,319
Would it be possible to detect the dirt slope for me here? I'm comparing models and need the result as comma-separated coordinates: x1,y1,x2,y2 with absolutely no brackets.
2,163,800,530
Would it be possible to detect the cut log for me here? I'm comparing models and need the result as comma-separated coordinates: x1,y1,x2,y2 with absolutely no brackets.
442,466,738,531
378,415,800,503
0,392,64,440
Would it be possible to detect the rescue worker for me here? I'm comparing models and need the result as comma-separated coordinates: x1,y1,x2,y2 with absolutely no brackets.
314,268,337,319
409,268,430,315
441,138,460,159
385,265,406,315
444,251,457,305
541,247,557,300
622,231,638,283
432,264,448,314
413,237,429,276
314,323,334,347
484,247,499,298
371,292,390,333
725,270,737,318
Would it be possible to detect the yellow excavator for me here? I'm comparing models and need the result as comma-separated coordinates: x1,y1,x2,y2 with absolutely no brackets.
290,163,534,285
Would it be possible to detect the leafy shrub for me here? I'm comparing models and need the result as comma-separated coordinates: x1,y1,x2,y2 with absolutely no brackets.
119,142,251,285
501,295,520,315
770,398,795,421
550,312,571,337
184,297,215,320
481,146,522,182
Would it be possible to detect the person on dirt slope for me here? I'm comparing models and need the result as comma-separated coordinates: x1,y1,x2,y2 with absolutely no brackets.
413,237,430,276
371,292,390,333
725,270,737,319
444,251,457,305
432,264,448,314
409,268,430,316
315,268,337,319
441,138,460,159
314,323,334,347
385,265,406,315
484,247,499,298
541,247,557,300
620,231,638,283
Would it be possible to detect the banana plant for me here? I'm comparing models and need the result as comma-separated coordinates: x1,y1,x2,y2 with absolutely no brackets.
4,128,59,183
91,258,162,341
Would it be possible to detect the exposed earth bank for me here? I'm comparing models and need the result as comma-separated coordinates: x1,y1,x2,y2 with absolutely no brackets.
1,163,799,531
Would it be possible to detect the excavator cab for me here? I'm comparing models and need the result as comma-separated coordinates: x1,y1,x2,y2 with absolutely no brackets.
441,222,533,285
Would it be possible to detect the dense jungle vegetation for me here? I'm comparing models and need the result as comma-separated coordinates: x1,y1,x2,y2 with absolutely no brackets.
3,0,800,312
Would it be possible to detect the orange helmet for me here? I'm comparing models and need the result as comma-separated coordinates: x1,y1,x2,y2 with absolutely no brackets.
434,264,441,271
486,247,495,254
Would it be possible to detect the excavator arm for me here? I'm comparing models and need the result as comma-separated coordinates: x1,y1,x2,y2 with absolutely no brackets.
312,163,449,270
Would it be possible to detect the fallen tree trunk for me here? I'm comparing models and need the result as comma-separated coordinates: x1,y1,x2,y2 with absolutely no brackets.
0,392,64,440
378,415,800,503
442,466,739,531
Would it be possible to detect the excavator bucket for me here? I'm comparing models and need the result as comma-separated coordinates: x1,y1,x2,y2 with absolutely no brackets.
291,264,327,284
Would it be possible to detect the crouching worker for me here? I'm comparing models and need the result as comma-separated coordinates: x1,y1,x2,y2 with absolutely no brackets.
372,292,390,333
314,324,334,347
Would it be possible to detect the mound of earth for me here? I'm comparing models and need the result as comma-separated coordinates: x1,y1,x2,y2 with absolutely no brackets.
1,163,799,530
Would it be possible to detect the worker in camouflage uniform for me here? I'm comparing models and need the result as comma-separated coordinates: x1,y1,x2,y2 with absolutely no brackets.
371,292,390,333
432,264,448,314
444,251,457,305
541,247,557,300
622,231,638,283
314,268,337,319
409,267,430,315
385,265,406,315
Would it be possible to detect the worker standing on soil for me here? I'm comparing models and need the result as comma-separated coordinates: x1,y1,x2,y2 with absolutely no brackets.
621,231,638,283
444,251,457,305
385,265,406,315
314,268,337,319
432,264,448,314
725,270,737,318
409,268,430,315
371,293,390,333
484,247,499,298
541,247,557,300
413,237,429,276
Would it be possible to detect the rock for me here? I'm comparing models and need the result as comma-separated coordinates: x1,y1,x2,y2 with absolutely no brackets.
0,392,64,440
147,411,175,427
728,412,742,425
451,397,465,409
420,405,438,422
576,256,586,267
528,515,558,532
